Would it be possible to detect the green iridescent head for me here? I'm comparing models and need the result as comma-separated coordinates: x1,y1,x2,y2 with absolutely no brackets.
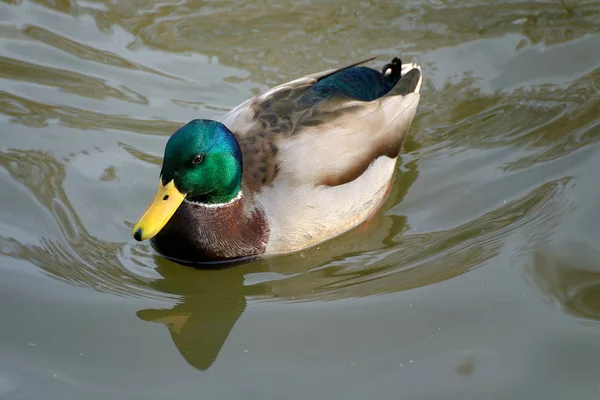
132,119,243,241
161,119,243,203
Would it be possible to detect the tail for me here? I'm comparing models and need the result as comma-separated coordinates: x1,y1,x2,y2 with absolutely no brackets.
382,57,402,86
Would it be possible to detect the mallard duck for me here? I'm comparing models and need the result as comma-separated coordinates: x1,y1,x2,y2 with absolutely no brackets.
132,56,423,263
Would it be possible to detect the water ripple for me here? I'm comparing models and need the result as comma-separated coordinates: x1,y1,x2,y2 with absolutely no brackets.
0,148,166,299
249,177,572,301
530,242,600,323
1,91,179,134
20,24,183,81
0,56,149,104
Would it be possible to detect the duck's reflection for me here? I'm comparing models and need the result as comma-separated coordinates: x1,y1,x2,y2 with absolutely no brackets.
136,257,262,370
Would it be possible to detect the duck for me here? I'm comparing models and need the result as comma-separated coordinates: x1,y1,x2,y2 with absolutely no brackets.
132,56,423,264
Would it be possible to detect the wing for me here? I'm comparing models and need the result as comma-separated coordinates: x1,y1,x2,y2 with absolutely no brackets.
218,56,378,131
218,59,422,193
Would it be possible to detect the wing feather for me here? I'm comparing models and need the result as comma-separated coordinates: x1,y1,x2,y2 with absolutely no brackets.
218,60,422,193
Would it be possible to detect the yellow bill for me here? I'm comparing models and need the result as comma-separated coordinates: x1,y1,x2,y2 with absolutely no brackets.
133,179,186,241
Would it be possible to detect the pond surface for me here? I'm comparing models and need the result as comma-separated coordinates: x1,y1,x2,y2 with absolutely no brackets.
1,0,600,398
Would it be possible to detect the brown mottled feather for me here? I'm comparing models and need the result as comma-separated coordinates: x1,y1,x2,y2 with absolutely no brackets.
237,133,280,192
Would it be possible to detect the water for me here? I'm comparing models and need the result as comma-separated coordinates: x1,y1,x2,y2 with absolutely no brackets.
1,0,600,398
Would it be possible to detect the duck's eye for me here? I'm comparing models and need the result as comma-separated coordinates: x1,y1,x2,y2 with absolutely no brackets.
192,154,204,165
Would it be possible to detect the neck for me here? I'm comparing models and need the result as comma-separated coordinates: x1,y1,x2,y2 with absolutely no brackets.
188,181,242,205
186,190,243,208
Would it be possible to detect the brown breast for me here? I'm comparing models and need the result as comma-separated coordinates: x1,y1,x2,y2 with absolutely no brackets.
150,196,269,264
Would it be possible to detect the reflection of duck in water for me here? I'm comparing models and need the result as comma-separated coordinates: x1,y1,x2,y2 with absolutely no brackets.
136,257,262,370
131,57,423,264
